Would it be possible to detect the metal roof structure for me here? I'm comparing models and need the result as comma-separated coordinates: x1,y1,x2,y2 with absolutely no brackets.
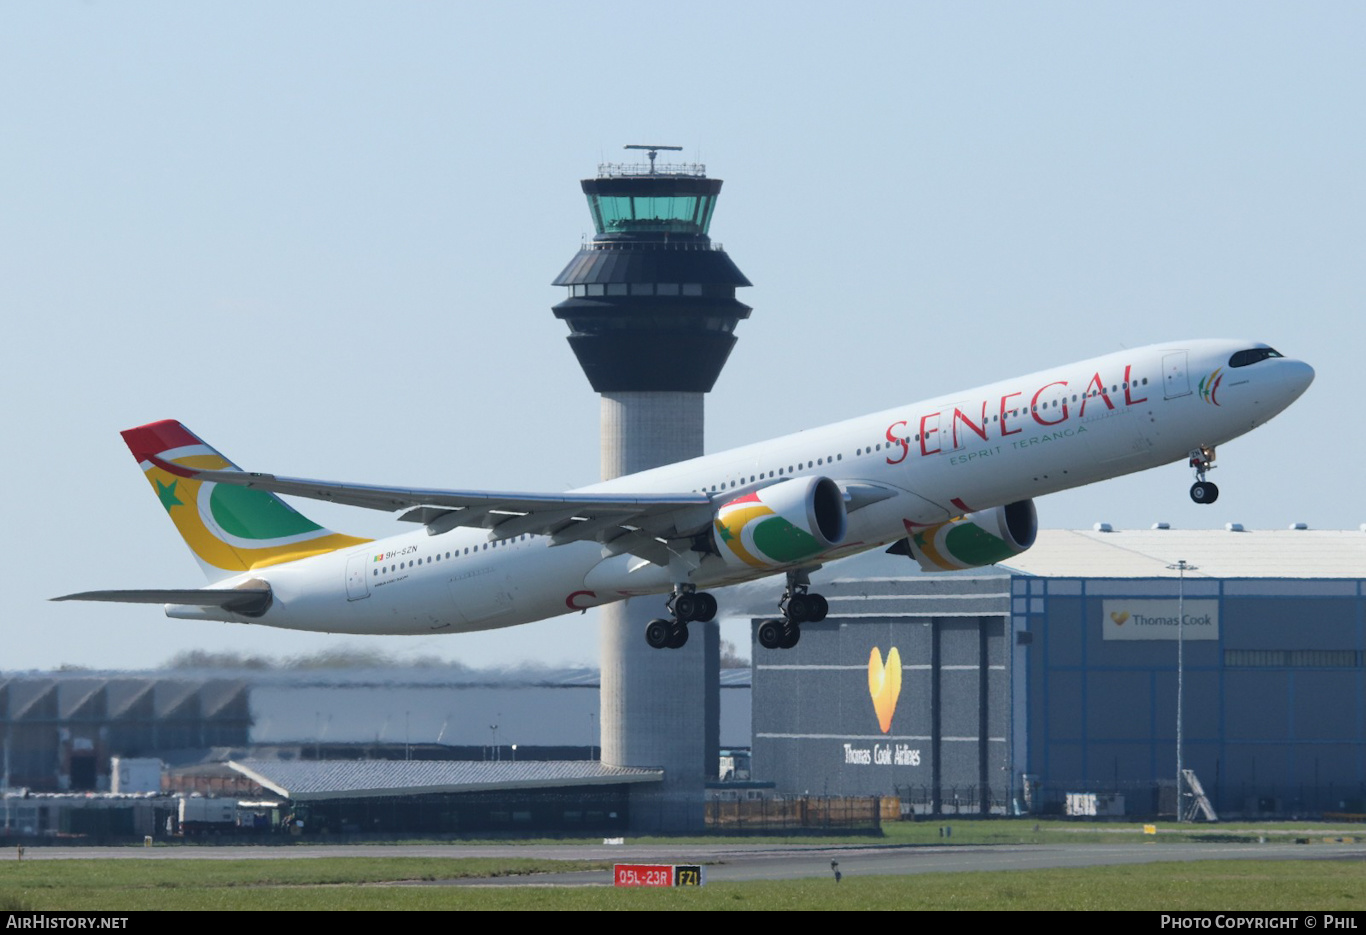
0,676,251,724
0,667,755,758
229,758,663,801
1002,528,1366,579
0,667,754,691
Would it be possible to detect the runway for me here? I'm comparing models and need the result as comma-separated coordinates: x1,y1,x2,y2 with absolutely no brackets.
17,840,1366,885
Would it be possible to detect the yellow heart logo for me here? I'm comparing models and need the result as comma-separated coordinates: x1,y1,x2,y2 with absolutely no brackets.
867,646,902,734
1110,611,1130,625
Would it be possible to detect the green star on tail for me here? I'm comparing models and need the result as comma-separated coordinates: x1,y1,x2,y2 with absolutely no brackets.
156,478,183,512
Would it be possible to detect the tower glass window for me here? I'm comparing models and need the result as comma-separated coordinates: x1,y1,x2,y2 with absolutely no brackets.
588,194,716,235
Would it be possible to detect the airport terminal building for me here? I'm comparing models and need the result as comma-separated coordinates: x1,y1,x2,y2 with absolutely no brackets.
747,527,1366,817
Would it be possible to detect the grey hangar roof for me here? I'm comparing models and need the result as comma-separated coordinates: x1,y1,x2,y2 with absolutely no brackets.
1001,528,1366,579
229,759,663,801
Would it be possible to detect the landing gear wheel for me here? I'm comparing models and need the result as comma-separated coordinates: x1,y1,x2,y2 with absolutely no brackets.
786,593,812,624
645,619,671,649
758,619,785,650
779,623,801,649
807,593,829,623
669,589,716,623
666,622,690,649
1187,446,1218,504
1190,481,1219,504
673,593,699,622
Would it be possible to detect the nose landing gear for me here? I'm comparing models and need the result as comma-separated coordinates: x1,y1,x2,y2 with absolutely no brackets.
1188,446,1219,504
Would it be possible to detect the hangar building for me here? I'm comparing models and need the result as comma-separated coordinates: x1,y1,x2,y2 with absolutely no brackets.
744,526,1366,818
0,666,750,795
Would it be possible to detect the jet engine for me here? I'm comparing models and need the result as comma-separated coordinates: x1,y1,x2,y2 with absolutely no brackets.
713,476,847,570
895,499,1038,572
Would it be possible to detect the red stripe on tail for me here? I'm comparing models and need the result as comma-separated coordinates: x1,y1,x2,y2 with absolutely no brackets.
120,420,206,464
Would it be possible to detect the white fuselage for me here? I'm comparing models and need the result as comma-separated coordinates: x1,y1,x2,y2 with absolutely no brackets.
182,340,1312,635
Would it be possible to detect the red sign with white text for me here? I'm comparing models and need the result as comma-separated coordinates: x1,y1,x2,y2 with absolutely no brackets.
613,864,704,887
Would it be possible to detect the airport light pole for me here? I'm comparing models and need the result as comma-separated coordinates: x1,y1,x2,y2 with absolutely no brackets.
1167,559,1197,821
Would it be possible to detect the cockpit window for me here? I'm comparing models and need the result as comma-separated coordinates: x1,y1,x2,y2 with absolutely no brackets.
1229,347,1284,368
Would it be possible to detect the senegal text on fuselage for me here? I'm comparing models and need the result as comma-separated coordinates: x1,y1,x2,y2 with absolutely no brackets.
884,364,1149,465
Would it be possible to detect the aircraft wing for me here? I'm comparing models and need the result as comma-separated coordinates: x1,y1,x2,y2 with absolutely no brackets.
151,456,715,565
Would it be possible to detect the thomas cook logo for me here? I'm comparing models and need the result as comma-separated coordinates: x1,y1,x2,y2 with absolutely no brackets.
867,647,902,734
1198,368,1224,406
1110,611,1130,625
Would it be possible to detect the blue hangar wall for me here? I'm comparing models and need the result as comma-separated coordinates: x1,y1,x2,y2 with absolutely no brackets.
1019,576,1366,815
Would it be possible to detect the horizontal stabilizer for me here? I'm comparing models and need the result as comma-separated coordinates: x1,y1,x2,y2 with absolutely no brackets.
53,585,272,617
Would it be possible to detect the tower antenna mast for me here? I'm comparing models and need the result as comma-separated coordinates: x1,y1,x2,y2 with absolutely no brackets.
624,144,683,174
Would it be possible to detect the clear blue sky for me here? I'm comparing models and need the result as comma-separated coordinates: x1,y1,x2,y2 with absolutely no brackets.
3,2,1361,671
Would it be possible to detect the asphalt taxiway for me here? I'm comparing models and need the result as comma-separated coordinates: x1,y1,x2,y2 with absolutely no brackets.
16,840,1366,885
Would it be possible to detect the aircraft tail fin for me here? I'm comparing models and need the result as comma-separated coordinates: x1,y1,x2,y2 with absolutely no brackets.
121,420,370,582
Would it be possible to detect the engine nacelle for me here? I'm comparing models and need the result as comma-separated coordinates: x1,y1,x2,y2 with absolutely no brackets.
713,476,848,570
901,499,1038,572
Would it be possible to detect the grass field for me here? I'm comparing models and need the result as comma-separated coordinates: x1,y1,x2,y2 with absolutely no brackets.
2,855,1364,910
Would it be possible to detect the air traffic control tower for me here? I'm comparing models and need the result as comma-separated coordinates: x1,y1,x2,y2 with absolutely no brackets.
552,146,751,831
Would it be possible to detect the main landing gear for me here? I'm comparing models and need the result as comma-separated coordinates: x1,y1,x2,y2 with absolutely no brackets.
757,570,829,651
645,586,718,650
1188,445,1219,504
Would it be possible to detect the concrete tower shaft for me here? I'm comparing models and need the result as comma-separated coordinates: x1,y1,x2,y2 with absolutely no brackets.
598,390,717,831
599,391,703,479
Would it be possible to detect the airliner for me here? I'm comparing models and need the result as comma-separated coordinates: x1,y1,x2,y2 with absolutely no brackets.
56,339,1313,651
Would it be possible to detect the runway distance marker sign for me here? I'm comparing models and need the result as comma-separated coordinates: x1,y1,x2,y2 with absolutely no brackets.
614,864,705,887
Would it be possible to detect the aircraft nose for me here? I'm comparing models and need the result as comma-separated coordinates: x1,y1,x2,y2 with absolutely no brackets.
1282,359,1315,397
